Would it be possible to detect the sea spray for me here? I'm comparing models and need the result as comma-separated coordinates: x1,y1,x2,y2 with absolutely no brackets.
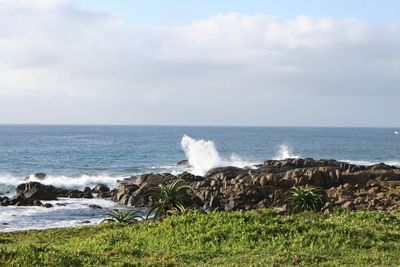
274,144,300,160
181,135,223,175
0,174,120,193
181,135,255,175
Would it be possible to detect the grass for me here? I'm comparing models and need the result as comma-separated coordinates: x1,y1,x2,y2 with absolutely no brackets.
1,209,399,266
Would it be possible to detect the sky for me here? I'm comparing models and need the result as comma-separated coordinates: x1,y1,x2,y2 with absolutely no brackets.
0,0,399,127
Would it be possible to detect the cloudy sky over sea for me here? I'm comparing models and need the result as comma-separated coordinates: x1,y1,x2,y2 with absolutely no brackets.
0,0,399,126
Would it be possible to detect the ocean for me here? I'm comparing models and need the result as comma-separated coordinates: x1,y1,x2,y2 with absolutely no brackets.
1,125,399,231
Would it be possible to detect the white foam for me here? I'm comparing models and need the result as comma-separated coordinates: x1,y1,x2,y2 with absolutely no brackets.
340,159,400,167
274,144,301,160
0,198,145,232
0,174,121,192
181,135,255,175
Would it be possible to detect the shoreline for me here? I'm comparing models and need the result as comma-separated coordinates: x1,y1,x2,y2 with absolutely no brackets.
1,157,400,232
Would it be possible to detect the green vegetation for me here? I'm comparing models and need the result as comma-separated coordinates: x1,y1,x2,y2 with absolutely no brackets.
1,209,399,266
148,179,193,220
283,186,324,213
101,209,143,224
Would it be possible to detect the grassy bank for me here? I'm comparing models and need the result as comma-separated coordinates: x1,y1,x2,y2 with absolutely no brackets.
1,209,399,266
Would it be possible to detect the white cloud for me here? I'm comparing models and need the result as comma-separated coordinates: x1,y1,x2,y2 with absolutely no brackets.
0,0,399,126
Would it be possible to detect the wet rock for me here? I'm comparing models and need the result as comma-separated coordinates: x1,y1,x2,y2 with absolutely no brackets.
17,182,58,201
177,159,189,166
67,191,85,198
34,173,47,180
88,204,102,209
97,191,112,198
92,184,110,194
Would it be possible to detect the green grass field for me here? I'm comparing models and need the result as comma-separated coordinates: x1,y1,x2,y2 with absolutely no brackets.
1,209,399,266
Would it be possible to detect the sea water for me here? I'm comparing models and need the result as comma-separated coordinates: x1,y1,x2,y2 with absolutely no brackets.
0,125,399,231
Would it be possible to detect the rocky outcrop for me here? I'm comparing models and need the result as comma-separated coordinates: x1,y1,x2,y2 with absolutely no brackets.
16,182,58,200
107,158,400,214
3,158,399,213
1,182,94,207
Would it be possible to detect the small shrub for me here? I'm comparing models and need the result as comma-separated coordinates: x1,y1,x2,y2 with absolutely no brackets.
102,209,142,224
283,186,324,214
147,179,193,220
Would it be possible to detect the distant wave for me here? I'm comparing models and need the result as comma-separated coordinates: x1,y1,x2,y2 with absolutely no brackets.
181,135,256,175
340,159,400,167
0,174,121,191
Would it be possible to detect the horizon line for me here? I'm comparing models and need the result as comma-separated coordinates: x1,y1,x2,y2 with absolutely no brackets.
0,123,398,129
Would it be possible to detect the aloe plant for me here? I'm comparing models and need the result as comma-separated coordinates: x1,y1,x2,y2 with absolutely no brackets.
102,209,143,224
283,186,324,214
147,179,193,220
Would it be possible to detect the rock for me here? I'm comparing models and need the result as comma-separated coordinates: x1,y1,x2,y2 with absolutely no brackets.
134,174,151,186
92,184,110,194
145,174,165,186
177,160,189,166
177,172,203,182
97,191,112,198
17,182,58,201
16,183,27,195
369,163,395,171
84,187,92,193
342,201,355,210
81,221,91,224
67,191,85,198
34,173,47,180
43,203,53,208
273,205,288,215
10,158,394,212
205,166,247,180
117,176,137,186
84,192,94,199
88,204,102,209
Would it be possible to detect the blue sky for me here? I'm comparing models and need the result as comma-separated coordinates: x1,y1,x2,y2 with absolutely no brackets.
76,0,400,25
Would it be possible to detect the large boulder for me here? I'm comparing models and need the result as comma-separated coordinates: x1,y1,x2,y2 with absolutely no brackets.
92,183,110,194
17,182,58,201
145,174,165,186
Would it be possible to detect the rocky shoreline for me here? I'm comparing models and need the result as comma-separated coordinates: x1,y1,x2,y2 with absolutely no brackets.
1,158,400,214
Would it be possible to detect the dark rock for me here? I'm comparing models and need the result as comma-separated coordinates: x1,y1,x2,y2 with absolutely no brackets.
67,191,85,198
145,174,166,186
88,204,102,209
33,200,43,206
34,173,47,180
205,166,247,180
369,163,396,171
92,184,110,194
17,182,58,201
177,159,189,166
97,191,112,198
84,187,92,193
177,172,203,182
